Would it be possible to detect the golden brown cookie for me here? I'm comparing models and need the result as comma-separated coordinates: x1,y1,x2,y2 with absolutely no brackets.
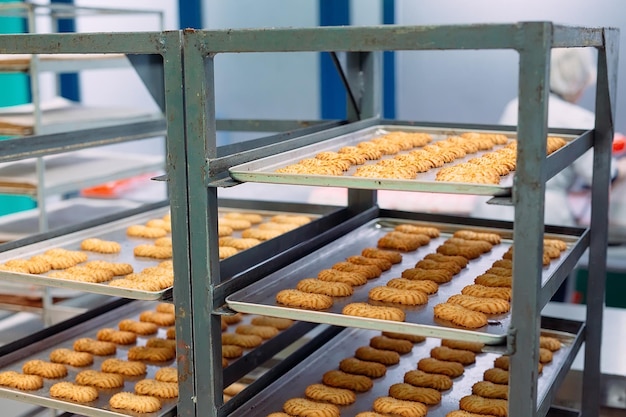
166,327,176,339
146,218,172,232
370,335,413,354
459,395,508,417
155,367,177,383
126,225,167,239
296,278,354,297
49,348,93,367
401,267,454,283
446,410,499,417
317,269,368,286
84,260,133,276
271,215,312,226
373,396,428,417
135,379,179,398
433,303,488,329
453,230,502,245
539,347,554,363
332,261,382,279
361,247,403,264
109,392,162,413
241,228,283,241
235,324,279,340
127,346,176,362
342,303,406,322
276,289,333,310
282,397,339,417
219,246,239,259
378,232,430,252
49,381,98,403
145,338,177,351
80,238,121,254
218,236,261,250
304,383,356,405
474,273,512,288
441,339,485,353
492,259,513,269
75,370,124,389
118,319,159,335
73,338,116,356
221,344,244,359
368,286,428,306
346,255,392,271
156,302,175,314
322,370,373,392
0,371,43,390
355,346,400,365
415,258,462,275
134,244,173,259
22,360,67,379
388,382,442,405
101,358,147,376
544,238,568,251
394,224,441,238
430,346,476,365
483,368,509,385
382,331,426,344
96,328,137,345
222,333,263,348
251,316,294,330
404,369,453,391
417,357,465,378
447,294,511,314
539,336,562,351
386,278,439,295
424,252,469,268
461,285,512,301
139,311,176,326
484,267,513,277
472,381,508,400
339,357,387,378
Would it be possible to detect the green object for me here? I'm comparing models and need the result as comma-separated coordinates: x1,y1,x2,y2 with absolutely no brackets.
574,268,626,308
0,0,34,215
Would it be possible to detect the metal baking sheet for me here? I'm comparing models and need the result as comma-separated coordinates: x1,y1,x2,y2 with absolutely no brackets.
229,326,577,417
229,124,577,196
0,301,176,417
226,217,580,344
0,206,321,301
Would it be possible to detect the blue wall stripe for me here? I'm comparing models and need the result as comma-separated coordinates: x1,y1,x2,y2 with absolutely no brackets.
319,0,350,120
179,0,202,29
51,0,80,102
383,0,395,118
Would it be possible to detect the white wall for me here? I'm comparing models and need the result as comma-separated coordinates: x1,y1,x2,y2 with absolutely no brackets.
396,0,626,132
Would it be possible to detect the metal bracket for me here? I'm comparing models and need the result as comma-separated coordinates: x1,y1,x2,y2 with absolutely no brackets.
506,326,517,355
207,177,243,188
213,305,239,316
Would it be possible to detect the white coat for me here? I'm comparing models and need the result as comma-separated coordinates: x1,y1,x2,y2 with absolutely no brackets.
472,93,615,226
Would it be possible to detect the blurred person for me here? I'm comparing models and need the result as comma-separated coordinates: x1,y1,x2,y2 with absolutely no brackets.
472,47,626,226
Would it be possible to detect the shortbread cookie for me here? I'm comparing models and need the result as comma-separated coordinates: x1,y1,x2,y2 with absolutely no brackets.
75,370,124,389
134,244,173,259
404,369,453,391
84,260,133,276
539,347,553,363
430,346,476,365
459,395,508,417
271,215,311,226
146,219,172,232
49,348,93,367
96,328,137,345
317,269,368,286
346,255,392,271
461,285,512,301
370,335,413,354
166,327,176,339
276,289,333,310
342,303,405,322
355,346,400,365
441,339,485,353
235,324,279,340
544,238,568,251
436,243,484,260
22,360,67,379
472,381,508,400
304,383,356,405
378,232,430,252
355,413,394,417
296,278,353,297
224,212,264,224
221,313,243,325
156,302,175,314
388,382,442,405
221,344,243,359
80,238,121,254
251,316,293,330
126,225,167,238
322,370,373,392
49,381,98,402
218,236,261,250
373,396,428,417
127,346,176,362
135,379,179,398
219,246,239,259
101,358,147,376
145,338,176,351
401,267,454,283
447,294,511,314
484,267,513,277
73,338,116,356
539,336,562,351
155,367,177,383
339,357,387,378
368,286,428,306
386,278,439,295
474,273,512,288
282,397,339,417
139,311,176,326
417,357,465,378
0,371,43,390
483,368,509,385
119,319,159,335
332,261,382,279
258,222,298,232
433,303,488,329
241,228,283,241
446,410,499,417
453,230,502,245
492,259,513,269
222,333,263,348
381,332,425,344
394,224,441,238
424,253,469,268
109,392,162,413
361,247,403,264
415,259,462,275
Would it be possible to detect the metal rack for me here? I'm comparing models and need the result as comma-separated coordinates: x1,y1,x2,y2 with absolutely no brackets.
0,22,617,417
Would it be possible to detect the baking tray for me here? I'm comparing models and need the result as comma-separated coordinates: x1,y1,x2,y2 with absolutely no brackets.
0,206,320,301
0,300,176,417
229,124,577,196
226,217,580,344
229,325,577,417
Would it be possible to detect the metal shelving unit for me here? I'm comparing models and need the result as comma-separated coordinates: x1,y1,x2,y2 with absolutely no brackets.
0,21,617,417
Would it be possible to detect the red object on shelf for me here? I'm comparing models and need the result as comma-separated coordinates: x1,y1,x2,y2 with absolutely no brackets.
81,174,156,198
614,134,626,154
